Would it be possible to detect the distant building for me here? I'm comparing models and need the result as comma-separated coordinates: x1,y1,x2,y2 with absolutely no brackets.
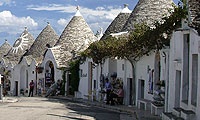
14,22,59,96
0,27,34,96
163,0,200,119
42,6,97,95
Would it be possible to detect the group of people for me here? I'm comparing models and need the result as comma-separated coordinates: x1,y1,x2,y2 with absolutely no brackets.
105,78,124,105
28,79,62,97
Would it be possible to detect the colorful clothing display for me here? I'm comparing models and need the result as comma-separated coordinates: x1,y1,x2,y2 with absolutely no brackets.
148,70,154,94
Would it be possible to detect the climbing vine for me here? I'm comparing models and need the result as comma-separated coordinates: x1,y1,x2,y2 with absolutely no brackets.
61,69,66,95
69,59,80,95
81,0,187,63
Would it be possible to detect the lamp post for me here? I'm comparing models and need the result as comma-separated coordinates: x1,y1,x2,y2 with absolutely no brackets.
0,74,3,100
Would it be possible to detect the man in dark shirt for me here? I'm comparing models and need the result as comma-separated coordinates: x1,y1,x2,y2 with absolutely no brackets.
28,80,35,97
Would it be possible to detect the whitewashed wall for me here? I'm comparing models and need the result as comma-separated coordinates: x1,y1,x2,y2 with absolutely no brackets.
42,49,62,82
11,57,37,96
79,58,90,99
116,59,133,105
135,53,155,105
168,28,200,120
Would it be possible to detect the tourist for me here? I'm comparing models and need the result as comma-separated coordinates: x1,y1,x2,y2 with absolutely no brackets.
28,80,35,97
105,78,112,104
110,85,124,105
56,80,62,95
116,86,124,104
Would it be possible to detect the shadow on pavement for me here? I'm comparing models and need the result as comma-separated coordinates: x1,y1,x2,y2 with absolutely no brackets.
47,113,85,120
47,97,121,120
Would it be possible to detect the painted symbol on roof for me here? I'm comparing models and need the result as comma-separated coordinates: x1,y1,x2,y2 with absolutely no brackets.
12,32,29,53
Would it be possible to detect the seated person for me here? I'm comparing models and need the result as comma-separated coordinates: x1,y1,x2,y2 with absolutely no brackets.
117,86,124,104
110,86,124,105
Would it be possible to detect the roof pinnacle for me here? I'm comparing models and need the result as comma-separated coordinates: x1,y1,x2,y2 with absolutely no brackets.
76,6,80,10
47,21,50,25
25,26,28,31
124,4,128,8
75,6,82,16
100,27,103,33
121,4,131,13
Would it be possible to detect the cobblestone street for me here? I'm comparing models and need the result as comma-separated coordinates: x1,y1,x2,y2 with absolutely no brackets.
0,97,134,120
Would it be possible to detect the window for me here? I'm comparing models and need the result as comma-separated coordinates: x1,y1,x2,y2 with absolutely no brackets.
191,54,198,106
122,64,124,71
182,34,190,104
80,69,83,77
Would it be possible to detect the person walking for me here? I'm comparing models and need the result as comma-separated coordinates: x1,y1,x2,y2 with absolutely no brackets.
105,78,112,104
28,80,35,97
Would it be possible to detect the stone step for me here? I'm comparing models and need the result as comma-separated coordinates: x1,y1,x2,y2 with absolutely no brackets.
181,109,195,120
173,107,195,120
173,107,184,117
162,112,184,120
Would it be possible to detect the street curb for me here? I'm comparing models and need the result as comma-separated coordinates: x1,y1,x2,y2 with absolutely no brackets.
0,97,18,103
50,96,138,118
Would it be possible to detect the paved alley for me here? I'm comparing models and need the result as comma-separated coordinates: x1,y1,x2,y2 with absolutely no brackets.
0,97,134,120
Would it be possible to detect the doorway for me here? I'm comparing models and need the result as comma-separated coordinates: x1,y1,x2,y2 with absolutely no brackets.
88,62,92,100
20,66,27,91
45,61,55,88
175,71,181,107
138,79,145,99
15,81,18,96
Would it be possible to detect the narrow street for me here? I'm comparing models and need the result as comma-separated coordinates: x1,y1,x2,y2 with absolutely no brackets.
0,97,134,120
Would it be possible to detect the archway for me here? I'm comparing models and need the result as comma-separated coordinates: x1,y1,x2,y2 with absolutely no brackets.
44,61,55,88
20,66,28,95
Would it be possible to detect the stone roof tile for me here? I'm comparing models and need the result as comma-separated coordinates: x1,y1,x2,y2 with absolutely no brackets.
122,0,174,32
53,8,97,68
4,27,35,66
0,40,12,60
101,4,131,40
188,0,200,35
23,23,59,64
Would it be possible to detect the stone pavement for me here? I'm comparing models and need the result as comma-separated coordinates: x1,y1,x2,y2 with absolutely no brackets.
0,97,135,120
0,97,18,103
51,96,161,120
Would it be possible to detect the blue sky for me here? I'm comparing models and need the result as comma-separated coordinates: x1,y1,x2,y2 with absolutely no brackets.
0,0,179,46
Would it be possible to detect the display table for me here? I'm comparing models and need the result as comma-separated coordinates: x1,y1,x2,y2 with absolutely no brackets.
151,102,164,116
138,98,152,110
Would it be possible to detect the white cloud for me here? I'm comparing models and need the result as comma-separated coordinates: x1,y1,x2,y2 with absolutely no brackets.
89,21,111,34
27,4,122,20
0,11,38,34
57,18,68,26
27,4,123,33
27,4,128,36
0,11,38,27
0,0,14,6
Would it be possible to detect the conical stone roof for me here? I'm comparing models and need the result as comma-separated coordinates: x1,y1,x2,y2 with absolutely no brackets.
53,7,97,68
4,27,34,66
101,4,131,40
122,0,173,32
188,0,200,35
0,40,12,60
23,22,59,64
188,0,200,22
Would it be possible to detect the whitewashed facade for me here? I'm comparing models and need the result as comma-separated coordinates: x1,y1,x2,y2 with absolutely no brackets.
41,49,63,84
163,23,200,119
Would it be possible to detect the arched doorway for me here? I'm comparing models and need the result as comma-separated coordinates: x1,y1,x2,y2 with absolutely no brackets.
20,66,28,95
44,61,55,89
